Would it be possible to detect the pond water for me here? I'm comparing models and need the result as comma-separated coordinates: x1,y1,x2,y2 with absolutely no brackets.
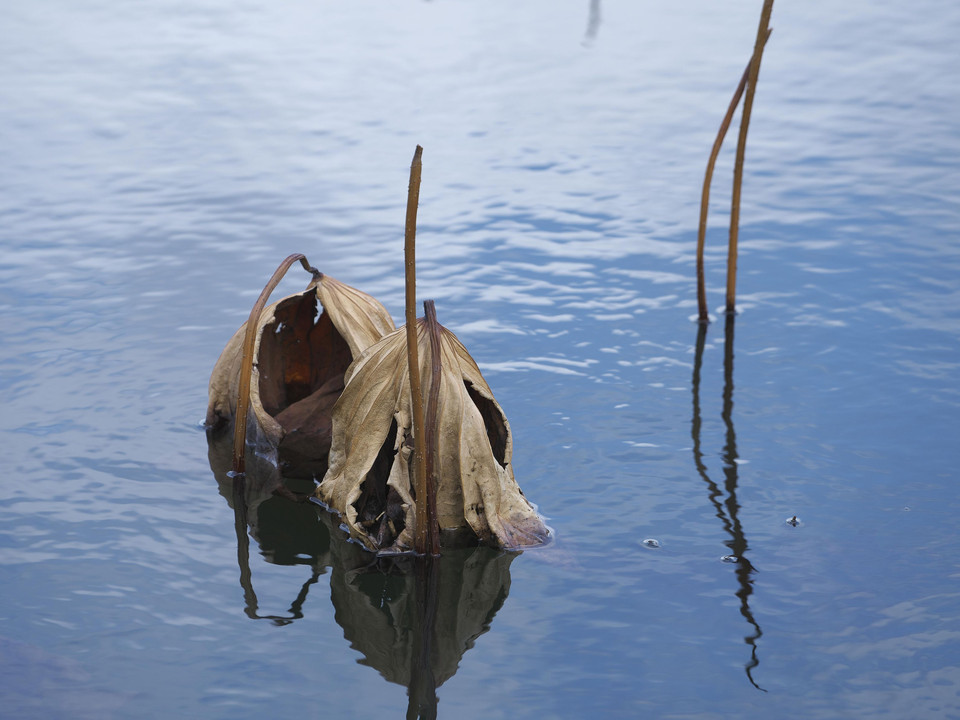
3,0,960,717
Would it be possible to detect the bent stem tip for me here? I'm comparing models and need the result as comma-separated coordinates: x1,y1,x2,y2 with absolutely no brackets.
232,253,319,476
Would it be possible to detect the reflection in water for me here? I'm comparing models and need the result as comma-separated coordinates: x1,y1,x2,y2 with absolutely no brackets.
230,477,326,624
583,0,602,45
207,429,516,718
330,543,514,719
691,316,765,691
209,430,330,624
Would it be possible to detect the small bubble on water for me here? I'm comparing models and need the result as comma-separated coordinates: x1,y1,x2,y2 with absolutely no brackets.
642,538,661,549
720,555,739,564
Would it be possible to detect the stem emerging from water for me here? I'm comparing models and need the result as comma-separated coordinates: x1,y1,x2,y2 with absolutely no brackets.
422,300,442,556
403,145,431,555
727,0,774,315
696,27,770,324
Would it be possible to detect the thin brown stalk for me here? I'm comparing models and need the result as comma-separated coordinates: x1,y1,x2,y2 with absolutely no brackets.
403,145,430,555
727,0,774,314
696,61,751,324
233,253,320,475
697,26,773,323
422,300,442,555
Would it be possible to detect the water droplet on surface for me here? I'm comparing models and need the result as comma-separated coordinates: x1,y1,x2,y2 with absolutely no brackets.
642,538,661,549
720,555,739,564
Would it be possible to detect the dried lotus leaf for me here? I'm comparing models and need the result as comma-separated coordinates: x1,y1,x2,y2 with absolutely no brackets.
206,273,395,476
317,317,548,552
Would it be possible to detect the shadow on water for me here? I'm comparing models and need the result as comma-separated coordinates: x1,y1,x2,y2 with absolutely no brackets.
691,315,765,692
207,431,516,719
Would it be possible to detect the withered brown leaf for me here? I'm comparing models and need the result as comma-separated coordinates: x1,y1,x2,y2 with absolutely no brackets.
206,274,395,477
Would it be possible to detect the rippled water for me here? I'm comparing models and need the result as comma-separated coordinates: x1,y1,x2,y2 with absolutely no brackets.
3,1,960,717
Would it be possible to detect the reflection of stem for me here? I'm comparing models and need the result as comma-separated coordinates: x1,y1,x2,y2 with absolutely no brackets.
690,317,766,692
583,0,601,43
407,555,440,720
233,475,259,617
288,572,322,620
692,325,733,536
721,315,765,692
232,477,321,626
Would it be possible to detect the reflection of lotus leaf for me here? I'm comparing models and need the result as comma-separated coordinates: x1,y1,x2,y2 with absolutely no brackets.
329,540,515,689
208,429,331,569
207,437,517,710
206,274,395,477
208,426,285,534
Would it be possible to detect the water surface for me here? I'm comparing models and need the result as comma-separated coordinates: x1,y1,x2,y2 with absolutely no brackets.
2,1,960,718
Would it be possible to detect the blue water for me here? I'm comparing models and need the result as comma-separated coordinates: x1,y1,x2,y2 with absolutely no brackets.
2,1,960,717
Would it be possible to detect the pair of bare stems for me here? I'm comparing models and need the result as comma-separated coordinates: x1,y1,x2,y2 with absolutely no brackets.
697,0,774,323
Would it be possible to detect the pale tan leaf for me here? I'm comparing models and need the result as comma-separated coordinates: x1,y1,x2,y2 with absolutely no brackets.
317,318,549,552
205,274,395,476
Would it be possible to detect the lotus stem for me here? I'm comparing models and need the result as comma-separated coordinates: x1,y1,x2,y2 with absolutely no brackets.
422,300,442,555
233,254,321,475
727,0,774,315
696,55,752,323
403,145,430,555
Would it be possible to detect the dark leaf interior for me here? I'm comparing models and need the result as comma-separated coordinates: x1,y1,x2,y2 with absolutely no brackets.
353,419,406,548
258,293,353,477
465,381,507,468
